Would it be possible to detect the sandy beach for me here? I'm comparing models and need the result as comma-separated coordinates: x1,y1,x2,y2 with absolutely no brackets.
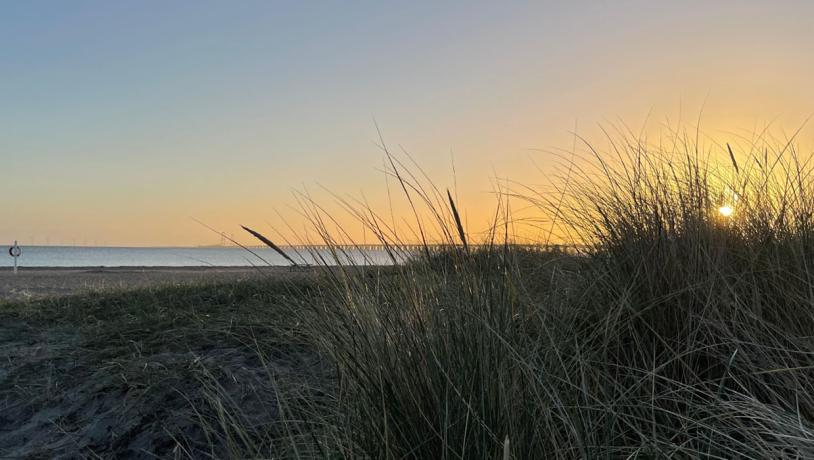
0,266,310,301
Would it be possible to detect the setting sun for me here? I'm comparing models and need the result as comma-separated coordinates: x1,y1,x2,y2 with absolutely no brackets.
718,206,734,217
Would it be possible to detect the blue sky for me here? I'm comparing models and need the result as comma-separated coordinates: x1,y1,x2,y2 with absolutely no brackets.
3,1,814,245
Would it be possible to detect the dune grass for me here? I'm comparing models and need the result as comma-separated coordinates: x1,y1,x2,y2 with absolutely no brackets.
8,126,814,458
259,128,814,458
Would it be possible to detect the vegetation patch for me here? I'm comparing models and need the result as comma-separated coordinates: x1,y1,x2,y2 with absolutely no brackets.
0,279,333,458
7,132,814,458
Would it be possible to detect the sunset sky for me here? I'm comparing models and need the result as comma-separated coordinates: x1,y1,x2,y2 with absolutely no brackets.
4,1,814,246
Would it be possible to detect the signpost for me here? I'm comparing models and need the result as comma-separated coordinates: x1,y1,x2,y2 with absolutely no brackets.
8,241,21,274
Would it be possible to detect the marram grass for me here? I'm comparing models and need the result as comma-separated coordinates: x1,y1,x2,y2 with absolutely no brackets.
9,127,814,458
247,129,814,458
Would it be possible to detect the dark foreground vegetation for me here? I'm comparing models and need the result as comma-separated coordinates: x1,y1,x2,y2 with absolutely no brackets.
7,131,814,458
0,279,333,458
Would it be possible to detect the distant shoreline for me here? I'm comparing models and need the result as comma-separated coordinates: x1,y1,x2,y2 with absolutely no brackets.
0,245,397,269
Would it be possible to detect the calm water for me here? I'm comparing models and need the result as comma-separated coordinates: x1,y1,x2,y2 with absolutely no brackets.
0,246,393,268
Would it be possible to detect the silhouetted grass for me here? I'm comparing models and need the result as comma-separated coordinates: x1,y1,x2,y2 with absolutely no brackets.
8,126,814,458
266,128,814,458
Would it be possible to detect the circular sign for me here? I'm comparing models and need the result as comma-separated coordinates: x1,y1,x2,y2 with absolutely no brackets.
9,246,21,257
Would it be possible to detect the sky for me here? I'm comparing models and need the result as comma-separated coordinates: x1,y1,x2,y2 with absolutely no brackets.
3,1,814,246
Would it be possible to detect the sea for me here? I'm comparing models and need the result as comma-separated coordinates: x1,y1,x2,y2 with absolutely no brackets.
0,245,394,268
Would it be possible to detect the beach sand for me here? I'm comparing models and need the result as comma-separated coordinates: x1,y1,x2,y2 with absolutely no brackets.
0,266,310,301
